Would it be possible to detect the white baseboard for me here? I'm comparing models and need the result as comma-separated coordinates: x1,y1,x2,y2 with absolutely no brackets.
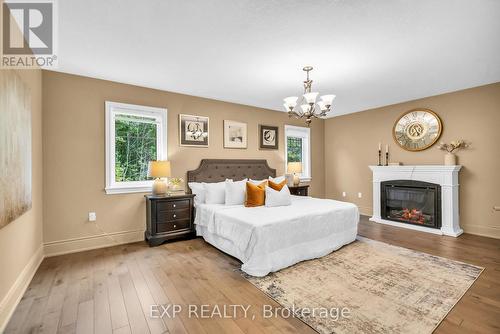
462,224,500,239
0,245,44,333
43,229,145,257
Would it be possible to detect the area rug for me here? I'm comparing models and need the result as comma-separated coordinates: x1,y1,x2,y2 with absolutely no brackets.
244,237,483,334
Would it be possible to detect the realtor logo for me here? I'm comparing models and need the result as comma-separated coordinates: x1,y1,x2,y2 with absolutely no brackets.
2,0,57,68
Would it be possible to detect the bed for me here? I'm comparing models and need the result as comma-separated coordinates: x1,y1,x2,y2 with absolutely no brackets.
188,159,359,277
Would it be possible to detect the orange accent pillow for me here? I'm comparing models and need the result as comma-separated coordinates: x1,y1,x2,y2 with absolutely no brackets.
269,179,287,191
245,181,267,207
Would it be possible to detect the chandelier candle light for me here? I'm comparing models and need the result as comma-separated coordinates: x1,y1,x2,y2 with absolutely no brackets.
283,66,336,126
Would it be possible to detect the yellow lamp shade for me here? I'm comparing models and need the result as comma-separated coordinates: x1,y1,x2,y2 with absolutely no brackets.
148,160,171,178
287,161,302,174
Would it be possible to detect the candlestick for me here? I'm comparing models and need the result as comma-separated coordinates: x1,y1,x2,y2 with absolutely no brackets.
378,149,382,166
385,151,389,166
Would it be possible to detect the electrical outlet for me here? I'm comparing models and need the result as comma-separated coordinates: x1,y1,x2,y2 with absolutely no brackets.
358,192,362,198
88,212,96,222
342,192,346,197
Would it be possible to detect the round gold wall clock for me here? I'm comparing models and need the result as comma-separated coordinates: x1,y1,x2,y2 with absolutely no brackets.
393,109,442,151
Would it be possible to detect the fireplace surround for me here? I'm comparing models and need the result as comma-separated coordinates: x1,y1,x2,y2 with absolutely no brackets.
369,165,462,237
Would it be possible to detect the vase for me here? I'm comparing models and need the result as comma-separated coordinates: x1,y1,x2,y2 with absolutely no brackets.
444,152,456,165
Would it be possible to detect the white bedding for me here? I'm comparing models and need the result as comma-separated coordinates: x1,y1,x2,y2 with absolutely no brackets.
194,195,359,276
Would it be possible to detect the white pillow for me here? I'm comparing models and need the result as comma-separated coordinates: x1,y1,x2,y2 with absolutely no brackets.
204,181,227,204
249,179,267,185
269,175,286,183
225,179,247,205
265,185,292,207
188,182,205,206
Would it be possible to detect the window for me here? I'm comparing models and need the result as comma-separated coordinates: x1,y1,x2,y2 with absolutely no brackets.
284,125,311,181
105,101,167,194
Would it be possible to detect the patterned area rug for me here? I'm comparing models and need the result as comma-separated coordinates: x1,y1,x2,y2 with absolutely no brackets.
244,237,483,334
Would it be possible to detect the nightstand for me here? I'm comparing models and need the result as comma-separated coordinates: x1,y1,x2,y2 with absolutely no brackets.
145,193,195,246
288,185,309,196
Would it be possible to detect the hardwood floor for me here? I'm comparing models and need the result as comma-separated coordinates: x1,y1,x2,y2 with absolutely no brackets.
6,216,500,334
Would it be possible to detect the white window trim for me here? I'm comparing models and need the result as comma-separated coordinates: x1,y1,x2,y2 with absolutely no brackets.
105,101,167,194
284,125,312,182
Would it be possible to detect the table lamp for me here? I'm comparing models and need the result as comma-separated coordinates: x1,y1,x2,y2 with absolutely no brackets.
148,160,171,195
287,162,302,186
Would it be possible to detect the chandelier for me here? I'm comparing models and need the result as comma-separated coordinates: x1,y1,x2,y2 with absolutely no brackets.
283,66,335,126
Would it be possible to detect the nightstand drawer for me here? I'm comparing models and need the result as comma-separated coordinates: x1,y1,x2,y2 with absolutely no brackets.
296,188,307,196
157,219,191,233
157,208,190,222
157,199,190,211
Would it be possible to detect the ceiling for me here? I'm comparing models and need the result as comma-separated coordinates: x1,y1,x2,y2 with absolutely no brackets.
55,0,500,117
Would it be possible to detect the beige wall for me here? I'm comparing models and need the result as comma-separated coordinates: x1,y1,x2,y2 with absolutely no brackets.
42,71,325,251
0,70,43,329
325,82,500,239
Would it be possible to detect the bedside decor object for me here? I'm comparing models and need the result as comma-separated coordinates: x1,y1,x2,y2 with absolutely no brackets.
377,142,382,166
259,125,278,149
224,120,247,148
287,162,302,186
283,66,336,126
148,160,171,195
145,193,195,246
179,114,209,147
168,177,185,193
289,185,309,196
438,140,470,165
393,108,442,151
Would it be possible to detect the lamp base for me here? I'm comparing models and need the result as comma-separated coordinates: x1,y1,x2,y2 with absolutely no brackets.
293,174,300,187
152,178,167,195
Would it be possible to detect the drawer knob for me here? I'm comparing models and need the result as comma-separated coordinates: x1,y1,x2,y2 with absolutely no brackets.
173,204,176,208
173,214,177,218
173,224,177,228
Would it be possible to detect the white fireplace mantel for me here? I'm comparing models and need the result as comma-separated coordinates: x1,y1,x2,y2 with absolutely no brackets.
369,165,463,237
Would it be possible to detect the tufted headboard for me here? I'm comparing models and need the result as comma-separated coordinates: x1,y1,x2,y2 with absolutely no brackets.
187,159,276,184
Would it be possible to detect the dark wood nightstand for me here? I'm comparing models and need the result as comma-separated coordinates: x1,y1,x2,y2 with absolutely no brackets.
145,193,195,246
288,185,309,196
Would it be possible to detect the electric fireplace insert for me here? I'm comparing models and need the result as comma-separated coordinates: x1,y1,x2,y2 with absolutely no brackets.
381,180,441,229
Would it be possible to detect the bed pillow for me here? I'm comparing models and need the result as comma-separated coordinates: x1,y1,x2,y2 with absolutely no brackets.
269,175,286,184
225,179,247,205
204,180,230,204
188,182,205,206
268,179,287,191
265,185,292,207
245,181,267,207
249,179,267,185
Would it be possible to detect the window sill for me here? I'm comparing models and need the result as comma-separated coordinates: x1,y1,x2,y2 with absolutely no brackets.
105,185,152,195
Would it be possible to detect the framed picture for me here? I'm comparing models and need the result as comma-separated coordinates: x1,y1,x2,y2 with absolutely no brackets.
259,125,278,149
179,114,209,147
224,120,247,149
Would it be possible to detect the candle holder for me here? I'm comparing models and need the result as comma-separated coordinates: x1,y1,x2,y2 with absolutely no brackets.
377,150,382,166
385,152,389,166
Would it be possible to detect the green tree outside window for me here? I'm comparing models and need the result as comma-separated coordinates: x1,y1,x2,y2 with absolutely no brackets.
115,115,157,182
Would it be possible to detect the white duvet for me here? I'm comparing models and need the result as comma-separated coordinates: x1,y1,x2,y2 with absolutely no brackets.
195,196,359,276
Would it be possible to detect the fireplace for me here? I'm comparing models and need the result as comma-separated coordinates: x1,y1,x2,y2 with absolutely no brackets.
381,180,441,229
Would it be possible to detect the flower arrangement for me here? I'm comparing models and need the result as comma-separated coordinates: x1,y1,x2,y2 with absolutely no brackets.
168,177,184,191
437,140,470,153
